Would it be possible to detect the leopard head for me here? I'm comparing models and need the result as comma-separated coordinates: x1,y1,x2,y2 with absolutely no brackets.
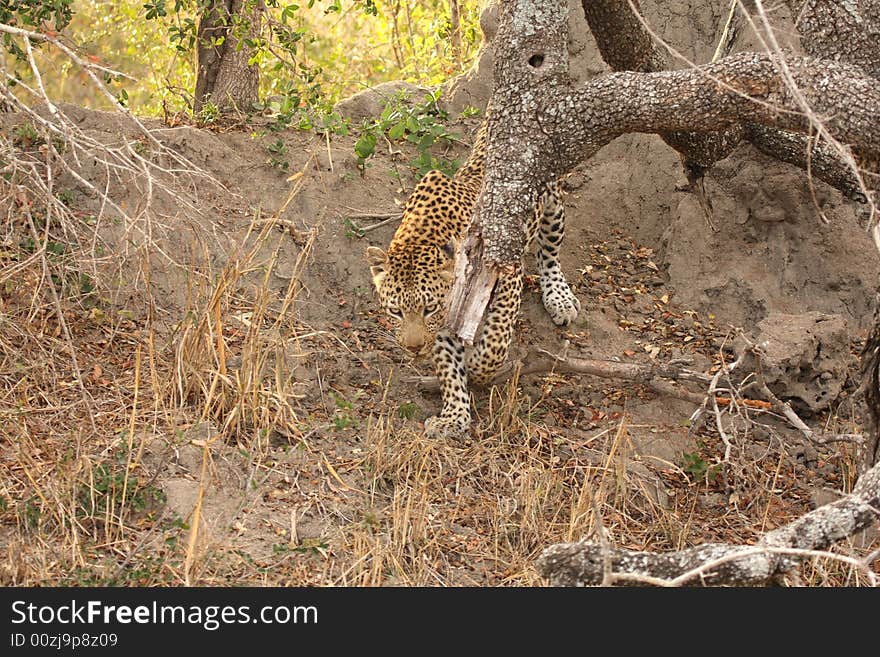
366,242,456,355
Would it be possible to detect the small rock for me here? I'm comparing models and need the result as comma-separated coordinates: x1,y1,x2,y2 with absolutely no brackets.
809,487,840,509
698,493,727,509
334,81,431,123
563,172,586,191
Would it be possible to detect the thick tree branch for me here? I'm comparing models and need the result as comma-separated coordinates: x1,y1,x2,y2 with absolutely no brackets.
582,0,743,168
746,125,874,201
195,0,262,114
550,54,880,177
584,0,873,190
537,459,880,586
580,0,666,73
448,47,880,339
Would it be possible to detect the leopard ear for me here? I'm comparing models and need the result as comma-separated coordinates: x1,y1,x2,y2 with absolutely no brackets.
366,246,387,267
442,239,456,260
366,246,388,285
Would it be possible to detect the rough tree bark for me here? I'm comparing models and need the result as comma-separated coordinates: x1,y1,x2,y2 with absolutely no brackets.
446,0,880,345
194,0,262,115
794,0,880,80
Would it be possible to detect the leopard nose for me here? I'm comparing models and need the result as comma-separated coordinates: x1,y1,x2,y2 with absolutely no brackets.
401,335,425,352
399,327,426,353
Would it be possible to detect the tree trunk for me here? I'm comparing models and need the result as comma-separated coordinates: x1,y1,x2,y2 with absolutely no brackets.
449,0,462,66
445,0,880,342
447,1,573,344
194,0,262,115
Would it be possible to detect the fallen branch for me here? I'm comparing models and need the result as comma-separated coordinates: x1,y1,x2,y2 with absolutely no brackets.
341,213,402,235
405,348,709,399
404,348,748,407
536,459,880,586
407,347,864,447
339,205,403,221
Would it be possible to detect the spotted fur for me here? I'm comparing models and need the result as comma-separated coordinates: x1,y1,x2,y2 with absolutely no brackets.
367,122,580,439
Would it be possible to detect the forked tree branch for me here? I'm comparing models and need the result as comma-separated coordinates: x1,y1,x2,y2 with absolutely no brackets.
446,0,880,344
584,0,874,194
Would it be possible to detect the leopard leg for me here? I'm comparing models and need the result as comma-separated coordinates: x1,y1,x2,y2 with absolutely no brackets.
536,181,580,325
424,328,471,440
423,269,524,439
467,269,524,385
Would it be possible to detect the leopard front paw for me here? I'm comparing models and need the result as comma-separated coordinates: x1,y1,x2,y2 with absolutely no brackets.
424,413,470,440
542,283,581,326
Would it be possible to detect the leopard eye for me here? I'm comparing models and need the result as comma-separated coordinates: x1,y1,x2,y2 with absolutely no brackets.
424,303,439,317
387,305,403,320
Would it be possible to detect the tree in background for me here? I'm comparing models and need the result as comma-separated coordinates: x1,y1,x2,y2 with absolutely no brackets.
2,1,482,116
193,0,262,115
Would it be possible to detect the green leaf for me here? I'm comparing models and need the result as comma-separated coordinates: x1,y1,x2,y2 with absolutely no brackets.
354,131,377,161
281,4,299,22
380,104,396,123
46,241,65,256
387,121,406,140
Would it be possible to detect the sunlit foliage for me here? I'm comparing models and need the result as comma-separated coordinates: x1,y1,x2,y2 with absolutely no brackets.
5,0,484,115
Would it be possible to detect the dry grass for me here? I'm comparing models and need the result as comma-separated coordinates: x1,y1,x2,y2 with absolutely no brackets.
2,222,876,586
2,177,876,585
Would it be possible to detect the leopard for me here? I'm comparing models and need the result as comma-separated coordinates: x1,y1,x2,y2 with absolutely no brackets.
366,121,581,439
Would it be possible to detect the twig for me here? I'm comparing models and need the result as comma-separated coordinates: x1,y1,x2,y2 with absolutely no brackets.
711,0,740,63
711,355,740,466
346,214,401,235
689,355,740,432
340,207,403,221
